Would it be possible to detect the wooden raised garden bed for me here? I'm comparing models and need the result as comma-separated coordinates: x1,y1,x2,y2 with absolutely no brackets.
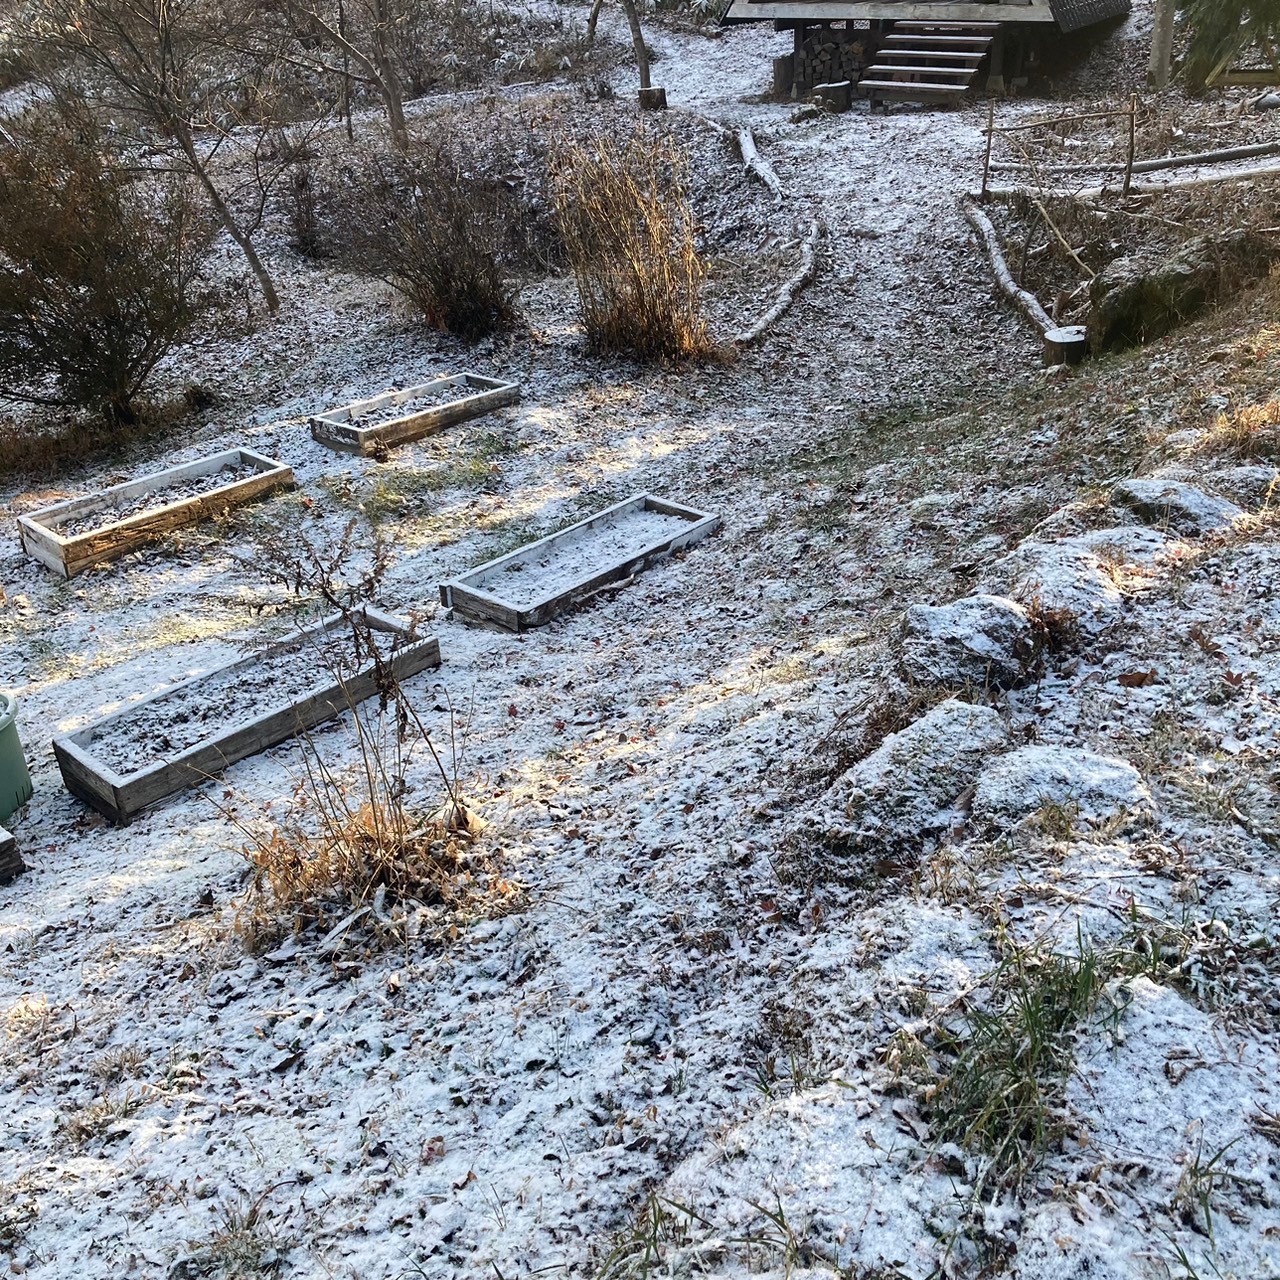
52,607,442,825
439,493,720,632
309,374,521,455
0,826,20,884
17,448,294,578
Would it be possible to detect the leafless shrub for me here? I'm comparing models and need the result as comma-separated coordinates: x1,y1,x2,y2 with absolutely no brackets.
306,136,521,339
230,526,518,955
0,97,212,424
553,129,716,361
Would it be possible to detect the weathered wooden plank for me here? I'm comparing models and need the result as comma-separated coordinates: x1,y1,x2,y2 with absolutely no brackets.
440,494,720,632
0,825,22,884
17,448,294,578
724,1,1055,22
51,607,442,826
309,374,521,455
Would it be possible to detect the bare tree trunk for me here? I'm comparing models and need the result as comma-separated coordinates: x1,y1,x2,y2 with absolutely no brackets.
176,124,281,312
586,0,605,44
617,0,651,89
370,0,408,149
1148,0,1176,88
288,1,409,149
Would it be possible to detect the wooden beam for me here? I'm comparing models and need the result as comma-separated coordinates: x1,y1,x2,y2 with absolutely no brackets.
0,825,23,884
724,1,1054,23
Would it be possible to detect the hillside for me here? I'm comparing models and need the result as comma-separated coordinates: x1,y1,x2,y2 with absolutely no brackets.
1,3,1279,1278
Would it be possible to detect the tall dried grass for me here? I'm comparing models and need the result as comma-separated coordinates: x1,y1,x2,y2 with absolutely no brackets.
553,130,715,361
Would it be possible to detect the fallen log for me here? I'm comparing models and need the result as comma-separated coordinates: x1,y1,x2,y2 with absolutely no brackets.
962,199,1054,335
989,139,1280,178
982,158,1280,203
735,219,821,346
737,126,784,203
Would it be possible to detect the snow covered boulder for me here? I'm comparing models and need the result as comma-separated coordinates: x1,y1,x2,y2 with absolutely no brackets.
1209,464,1280,510
981,541,1122,633
980,528,1169,635
1111,476,1243,536
973,745,1153,830
806,698,1009,854
900,595,1034,690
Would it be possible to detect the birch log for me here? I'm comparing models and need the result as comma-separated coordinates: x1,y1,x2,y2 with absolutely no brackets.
963,199,1054,335
737,126,784,203
735,219,822,346
983,160,1280,203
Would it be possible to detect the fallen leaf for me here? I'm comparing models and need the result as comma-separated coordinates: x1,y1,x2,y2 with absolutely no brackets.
1117,670,1158,688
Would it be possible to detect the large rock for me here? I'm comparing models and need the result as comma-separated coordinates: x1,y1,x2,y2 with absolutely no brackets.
805,698,1009,853
1111,477,1243,536
900,595,1034,690
981,528,1170,634
1209,464,1280,509
973,745,1153,829
1088,232,1279,353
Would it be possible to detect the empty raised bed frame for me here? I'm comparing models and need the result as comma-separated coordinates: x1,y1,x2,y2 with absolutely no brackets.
17,448,294,578
52,607,442,826
309,374,521,455
439,493,720,632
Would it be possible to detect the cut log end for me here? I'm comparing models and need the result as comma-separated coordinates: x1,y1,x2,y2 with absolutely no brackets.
1043,325,1089,367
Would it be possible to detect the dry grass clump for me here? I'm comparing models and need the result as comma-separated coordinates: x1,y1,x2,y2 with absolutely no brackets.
553,129,716,361
233,706,514,954
1195,398,1280,461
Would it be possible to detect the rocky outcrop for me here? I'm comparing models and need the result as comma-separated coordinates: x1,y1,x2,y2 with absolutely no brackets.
805,698,1009,854
900,595,1034,690
1111,477,1243,536
973,745,1153,829
1088,232,1279,353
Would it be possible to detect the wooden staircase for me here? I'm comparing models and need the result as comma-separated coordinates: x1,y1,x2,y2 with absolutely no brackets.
859,20,997,108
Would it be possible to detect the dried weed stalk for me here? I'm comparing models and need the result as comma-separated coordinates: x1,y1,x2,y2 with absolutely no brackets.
553,129,716,361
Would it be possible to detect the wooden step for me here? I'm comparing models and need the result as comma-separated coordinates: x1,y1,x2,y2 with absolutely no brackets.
892,19,1001,31
864,64,975,78
860,79,968,96
877,48,986,62
884,33,993,46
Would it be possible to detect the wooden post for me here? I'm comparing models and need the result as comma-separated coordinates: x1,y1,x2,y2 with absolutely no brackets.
982,100,995,200
773,54,795,98
1123,94,1137,195
987,28,1006,94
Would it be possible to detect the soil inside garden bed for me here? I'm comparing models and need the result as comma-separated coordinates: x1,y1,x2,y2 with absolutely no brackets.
53,459,260,538
348,382,474,429
83,623,402,776
467,507,698,610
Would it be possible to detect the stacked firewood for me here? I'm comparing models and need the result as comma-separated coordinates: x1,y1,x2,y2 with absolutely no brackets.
791,29,871,97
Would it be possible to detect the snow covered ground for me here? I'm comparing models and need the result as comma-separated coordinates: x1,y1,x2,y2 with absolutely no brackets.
1,8,1279,1279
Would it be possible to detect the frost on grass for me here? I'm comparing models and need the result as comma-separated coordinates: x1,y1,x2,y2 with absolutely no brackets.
796,698,1008,867
972,745,1154,831
899,594,1034,691
1016,976,1280,1280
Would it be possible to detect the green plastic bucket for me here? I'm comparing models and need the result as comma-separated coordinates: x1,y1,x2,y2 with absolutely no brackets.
0,693,33,824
